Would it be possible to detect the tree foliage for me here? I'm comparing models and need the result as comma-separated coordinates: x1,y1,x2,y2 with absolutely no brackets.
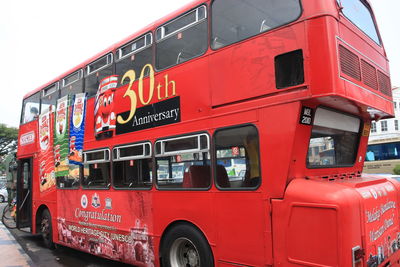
0,124,18,157
394,165,400,175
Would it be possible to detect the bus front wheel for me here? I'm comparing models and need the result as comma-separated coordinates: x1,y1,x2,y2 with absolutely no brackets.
40,209,55,249
161,224,214,267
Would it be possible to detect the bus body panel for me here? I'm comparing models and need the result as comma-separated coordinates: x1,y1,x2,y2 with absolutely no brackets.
17,121,38,158
15,0,398,266
209,22,307,108
272,177,400,267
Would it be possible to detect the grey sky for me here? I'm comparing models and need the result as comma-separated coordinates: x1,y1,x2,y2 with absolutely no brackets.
0,0,398,127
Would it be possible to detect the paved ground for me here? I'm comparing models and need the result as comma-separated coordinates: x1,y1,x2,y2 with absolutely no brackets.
0,223,33,267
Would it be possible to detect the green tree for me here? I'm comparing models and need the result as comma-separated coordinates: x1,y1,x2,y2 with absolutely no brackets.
394,165,400,175
0,124,18,157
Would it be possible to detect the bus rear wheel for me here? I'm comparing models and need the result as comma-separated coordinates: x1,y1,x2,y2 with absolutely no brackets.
40,209,55,249
161,224,214,267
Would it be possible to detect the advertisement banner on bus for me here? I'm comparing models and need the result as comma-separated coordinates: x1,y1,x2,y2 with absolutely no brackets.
57,190,155,266
55,95,70,177
94,76,117,139
69,93,86,165
116,96,181,135
357,183,400,265
38,112,55,192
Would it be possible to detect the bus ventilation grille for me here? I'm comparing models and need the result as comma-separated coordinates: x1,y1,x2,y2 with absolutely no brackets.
378,70,392,97
339,45,392,97
339,45,361,81
361,59,378,90
316,172,362,181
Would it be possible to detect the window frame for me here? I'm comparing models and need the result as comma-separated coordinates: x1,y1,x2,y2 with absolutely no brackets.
306,107,362,169
338,0,382,46
82,148,111,189
20,92,41,125
155,132,212,191
42,83,59,97
116,33,153,62
113,141,152,161
112,141,153,190
85,53,114,76
155,4,209,71
84,148,110,164
155,133,210,157
62,69,83,88
213,124,262,191
371,121,377,133
84,53,114,98
210,0,303,50
381,120,388,132
156,5,207,42
40,82,60,114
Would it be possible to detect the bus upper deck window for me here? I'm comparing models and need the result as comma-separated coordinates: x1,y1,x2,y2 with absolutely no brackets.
338,0,381,45
40,83,59,114
21,92,41,124
61,69,84,97
155,5,208,70
85,54,113,98
116,33,153,83
307,108,361,168
211,0,302,49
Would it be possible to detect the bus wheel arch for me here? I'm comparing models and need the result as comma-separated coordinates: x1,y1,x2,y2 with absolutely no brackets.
159,221,214,267
36,205,55,249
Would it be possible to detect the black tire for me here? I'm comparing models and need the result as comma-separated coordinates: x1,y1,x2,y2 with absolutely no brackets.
2,204,16,229
2,204,12,219
161,224,214,267
40,209,55,249
0,195,4,203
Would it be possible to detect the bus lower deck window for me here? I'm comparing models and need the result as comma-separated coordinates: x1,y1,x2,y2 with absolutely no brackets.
113,159,153,189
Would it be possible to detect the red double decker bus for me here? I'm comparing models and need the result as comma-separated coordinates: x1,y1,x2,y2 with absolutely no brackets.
16,0,399,266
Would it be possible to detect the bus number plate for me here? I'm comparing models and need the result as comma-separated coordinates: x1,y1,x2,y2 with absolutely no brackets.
300,106,313,125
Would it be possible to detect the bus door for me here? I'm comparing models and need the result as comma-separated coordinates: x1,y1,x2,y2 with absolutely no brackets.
214,125,267,266
16,158,32,229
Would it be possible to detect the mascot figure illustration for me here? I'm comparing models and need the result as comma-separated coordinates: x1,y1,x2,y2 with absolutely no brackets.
94,75,118,139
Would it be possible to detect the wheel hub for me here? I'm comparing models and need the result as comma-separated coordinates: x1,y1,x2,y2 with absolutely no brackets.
170,237,200,267
186,249,199,266
41,218,49,237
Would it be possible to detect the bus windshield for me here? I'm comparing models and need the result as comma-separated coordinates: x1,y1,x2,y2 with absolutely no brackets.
339,0,380,44
307,108,360,167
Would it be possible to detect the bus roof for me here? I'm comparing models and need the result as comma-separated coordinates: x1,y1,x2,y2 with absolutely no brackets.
23,0,205,99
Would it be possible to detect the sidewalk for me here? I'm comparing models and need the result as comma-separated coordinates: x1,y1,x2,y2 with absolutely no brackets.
0,223,34,267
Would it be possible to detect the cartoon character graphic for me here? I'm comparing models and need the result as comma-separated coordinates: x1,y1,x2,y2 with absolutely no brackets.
40,135,49,149
94,75,118,139
40,161,47,186
54,144,61,167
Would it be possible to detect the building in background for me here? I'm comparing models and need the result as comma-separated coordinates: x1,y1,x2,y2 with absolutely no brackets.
369,87,400,141
364,87,400,174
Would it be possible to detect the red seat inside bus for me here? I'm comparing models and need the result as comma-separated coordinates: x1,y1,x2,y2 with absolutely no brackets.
182,165,211,188
216,165,230,188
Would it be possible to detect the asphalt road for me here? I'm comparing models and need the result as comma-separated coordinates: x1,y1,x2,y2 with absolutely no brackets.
0,203,133,267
